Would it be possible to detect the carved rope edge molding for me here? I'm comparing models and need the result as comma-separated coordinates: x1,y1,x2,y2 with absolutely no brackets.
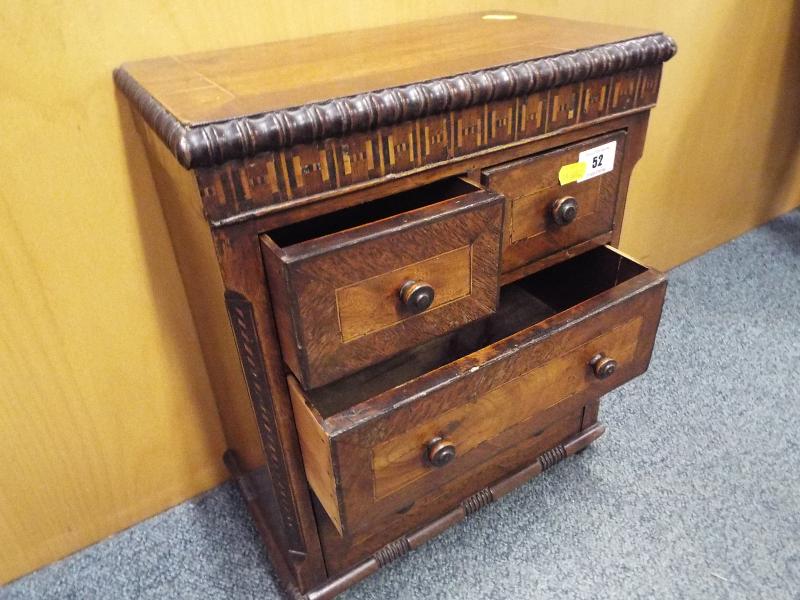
114,33,677,169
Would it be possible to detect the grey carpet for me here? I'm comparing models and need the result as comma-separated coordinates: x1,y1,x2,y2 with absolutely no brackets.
5,210,800,600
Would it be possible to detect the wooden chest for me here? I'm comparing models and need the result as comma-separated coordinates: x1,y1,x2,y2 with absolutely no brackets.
115,12,675,598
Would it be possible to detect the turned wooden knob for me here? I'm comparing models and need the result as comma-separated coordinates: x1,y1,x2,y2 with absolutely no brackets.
400,280,435,313
551,196,579,226
426,437,456,467
590,353,618,379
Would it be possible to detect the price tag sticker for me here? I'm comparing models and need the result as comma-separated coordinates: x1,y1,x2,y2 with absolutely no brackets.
557,161,587,185
576,140,616,182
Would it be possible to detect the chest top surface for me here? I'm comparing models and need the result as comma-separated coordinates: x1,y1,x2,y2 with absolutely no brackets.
115,12,675,171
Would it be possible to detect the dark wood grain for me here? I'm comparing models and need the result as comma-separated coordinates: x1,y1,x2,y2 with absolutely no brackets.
245,111,651,237
302,415,603,600
117,12,673,597
261,179,503,389
211,223,328,591
190,70,660,225
291,247,666,533
483,130,626,274
315,414,604,579
114,12,675,169
130,116,327,591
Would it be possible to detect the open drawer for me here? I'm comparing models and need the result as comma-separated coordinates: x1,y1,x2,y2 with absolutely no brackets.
261,178,504,390
289,246,666,534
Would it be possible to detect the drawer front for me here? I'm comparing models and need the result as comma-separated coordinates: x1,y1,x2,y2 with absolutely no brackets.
317,400,588,574
370,316,640,500
261,186,503,389
289,252,666,533
482,131,626,274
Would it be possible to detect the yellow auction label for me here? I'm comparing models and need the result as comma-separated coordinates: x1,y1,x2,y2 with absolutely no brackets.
558,161,587,185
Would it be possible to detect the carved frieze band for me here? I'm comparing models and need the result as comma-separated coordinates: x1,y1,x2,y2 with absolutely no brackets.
195,63,665,223
225,290,306,556
115,33,676,172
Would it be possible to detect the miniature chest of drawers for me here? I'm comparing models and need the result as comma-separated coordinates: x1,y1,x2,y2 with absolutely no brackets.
116,12,676,599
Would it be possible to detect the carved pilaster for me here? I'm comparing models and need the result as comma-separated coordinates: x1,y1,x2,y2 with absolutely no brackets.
225,290,306,558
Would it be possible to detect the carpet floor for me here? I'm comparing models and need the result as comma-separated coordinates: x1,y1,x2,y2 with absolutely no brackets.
5,210,800,599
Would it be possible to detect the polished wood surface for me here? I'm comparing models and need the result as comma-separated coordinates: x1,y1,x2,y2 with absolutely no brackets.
120,13,658,126
107,11,675,598
114,9,674,181
112,12,673,596
261,179,503,389
6,0,800,587
238,112,649,255
336,246,471,342
370,316,642,499
191,103,653,230
291,247,666,534
483,130,626,274
316,400,589,576
133,118,328,585
135,117,266,470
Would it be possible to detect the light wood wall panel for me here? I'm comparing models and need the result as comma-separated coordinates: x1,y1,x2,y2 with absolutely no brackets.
525,1,800,269
1,0,798,584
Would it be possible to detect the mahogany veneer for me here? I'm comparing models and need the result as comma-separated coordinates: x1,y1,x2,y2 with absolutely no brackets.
115,12,675,598
483,130,626,275
289,247,665,536
260,178,503,388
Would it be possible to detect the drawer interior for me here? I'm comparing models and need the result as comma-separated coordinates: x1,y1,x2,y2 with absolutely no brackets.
266,177,481,247
307,245,648,419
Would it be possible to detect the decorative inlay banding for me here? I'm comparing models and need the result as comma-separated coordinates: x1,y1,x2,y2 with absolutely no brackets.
115,34,676,170
193,66,657,224
224,290,306,556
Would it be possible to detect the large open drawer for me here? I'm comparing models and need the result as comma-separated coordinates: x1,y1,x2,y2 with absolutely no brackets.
289,246,666,534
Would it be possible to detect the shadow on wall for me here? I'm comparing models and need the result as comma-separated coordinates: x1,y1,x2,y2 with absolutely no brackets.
113,89,227,478
757,0,800,224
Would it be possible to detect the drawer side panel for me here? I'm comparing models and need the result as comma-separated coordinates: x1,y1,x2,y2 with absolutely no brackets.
287,376,342,533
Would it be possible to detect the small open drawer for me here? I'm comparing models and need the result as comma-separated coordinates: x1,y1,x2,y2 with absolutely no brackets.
261,178,504,389
289,246,666,534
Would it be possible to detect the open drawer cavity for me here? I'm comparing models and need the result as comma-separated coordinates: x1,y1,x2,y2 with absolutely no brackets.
289,246,667,534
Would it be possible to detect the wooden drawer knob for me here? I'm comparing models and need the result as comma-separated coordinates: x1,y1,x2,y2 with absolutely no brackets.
551,196,579,226
590,353,618,379
400,280,435,313
426,437,456,467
